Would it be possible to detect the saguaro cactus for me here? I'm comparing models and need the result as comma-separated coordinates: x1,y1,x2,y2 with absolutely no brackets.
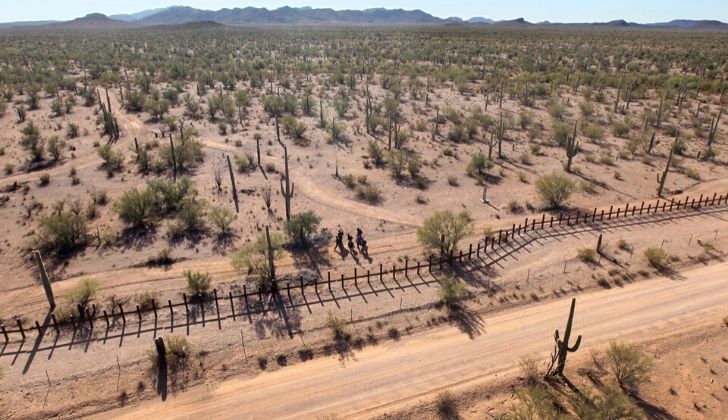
551,298,582,376
227,155,239,213
657,136,677,197
280,145,294,221
565,121,579,173
265,225,276,283
34,250,55,308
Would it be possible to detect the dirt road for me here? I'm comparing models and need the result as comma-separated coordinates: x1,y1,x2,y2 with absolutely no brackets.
104,262,728,419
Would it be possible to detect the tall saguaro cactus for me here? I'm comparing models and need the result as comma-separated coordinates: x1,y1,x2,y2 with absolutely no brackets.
265,225,276,283
34,250,55,309
550,298,582,376
565,121,579,173
657,136,677,197
280,145,294,221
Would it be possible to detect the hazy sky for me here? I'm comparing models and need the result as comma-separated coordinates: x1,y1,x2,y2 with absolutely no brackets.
5,0,727,23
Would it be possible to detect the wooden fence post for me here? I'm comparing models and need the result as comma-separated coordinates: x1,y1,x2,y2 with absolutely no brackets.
119,303,126,325
214,289,221,330
17,319,25,341
168,300,174,333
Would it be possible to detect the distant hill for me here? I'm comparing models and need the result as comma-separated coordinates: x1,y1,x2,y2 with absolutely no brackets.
136,6,442,26
43,13,136,30
110,7,171,22
1,6,726,31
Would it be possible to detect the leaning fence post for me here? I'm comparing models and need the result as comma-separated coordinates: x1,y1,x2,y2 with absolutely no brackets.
417,260,421,275
229,292,236,321
35,320,43,337
1,323,7,342
243,285,249,316
354,268,358,288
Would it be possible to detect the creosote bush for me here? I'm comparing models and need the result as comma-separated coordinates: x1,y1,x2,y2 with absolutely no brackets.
69,278,99,309
184,270,211,297
36,211,89,255
535,172,576,209
644,247,669,268
284,211,321,248
606,341,654,393
438,277,466,309
417,210,474,256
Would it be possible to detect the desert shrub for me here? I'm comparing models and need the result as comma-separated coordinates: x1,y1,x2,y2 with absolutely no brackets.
367,140,385,165
535,173,576,208
582,123,605,142
617,239,632,252
184,271,211,297
406,154,421,178
550,121,571,146
547,100,566,120
150,336,190,371
47,136,66,161
578,248,598,263
388,149,407,178
234,153,256,173
612,121,630,138
282,114,306,138
643,247,668,268
508,200,524,213
159,131,204,171
37,211,89,255
607,342,654,393
69,278,99,309
115,187,158,228
435,391,459,419
39,173,50,186
507,384,557,419
447,175,459,186
173,199,206,233
342,174,357,189
326,311,348,340
467,152,492,176
147,177,194,214
134,291,157,310
144,97,170,119
579,101,595,118
147,247,173,266
208,206,235,237
230,233,285,289
21,120,45,161
284,211,321,248
417,210,473,255
356,184,381,204
439,277,466,309
684,167,700,180
97,144,124,175
519,355,541,385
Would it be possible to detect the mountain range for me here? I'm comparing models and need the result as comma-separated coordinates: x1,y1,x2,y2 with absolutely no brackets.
0,6,726,31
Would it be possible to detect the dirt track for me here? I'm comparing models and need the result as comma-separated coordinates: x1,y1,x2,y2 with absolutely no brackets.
102,262,728,419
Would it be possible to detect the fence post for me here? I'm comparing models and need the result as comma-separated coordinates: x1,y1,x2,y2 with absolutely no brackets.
168,300,174,332
119,303,126,325
151,299,158,322
214,289,221,330
615,208,620,219
428,256,432,273
532,218,536,230
380,263,384,282
712,193,717,205
287,282,292,304
550,216,554,227
17,319,25,341
698,194,704,207
229,292,235,321
662,202,666,212
392,265,396,282
1,323,7,342
51,313,60,333
670,199,674,211
35,320,42,337
558,214,562,226
608,205,613,220
624,203,629,216
541,214,546,228
340,274,344,290
640,202,644,214
85,309,93,329
327,271,331,289
468,244,472,260
243,285,249,315
524,218,528,233
354,268,358,288
476,243,481,258
417,260,421,275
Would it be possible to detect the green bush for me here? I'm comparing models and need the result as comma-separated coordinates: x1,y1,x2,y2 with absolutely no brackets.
326,311,348,340
417,210,474,256
97,144,123,175
184,270,211,297
284,211,321,248
367,140,385,166
37,211,89,255
435,391,459,419
607,342,654,393
208,206,235,237
230,233,286,289
21,120,45,161
115,187,158,228
644,247,669,268
439,277,466,309
69,278,99,309
535,173,576,209
356,184,381,204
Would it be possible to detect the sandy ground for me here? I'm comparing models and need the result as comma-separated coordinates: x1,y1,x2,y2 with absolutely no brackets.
94,262,728,419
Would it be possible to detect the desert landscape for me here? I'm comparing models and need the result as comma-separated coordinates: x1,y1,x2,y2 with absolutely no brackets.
0,4,727,419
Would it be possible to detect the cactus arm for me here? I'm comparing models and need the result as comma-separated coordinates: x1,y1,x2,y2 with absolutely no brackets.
569,335,582,352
